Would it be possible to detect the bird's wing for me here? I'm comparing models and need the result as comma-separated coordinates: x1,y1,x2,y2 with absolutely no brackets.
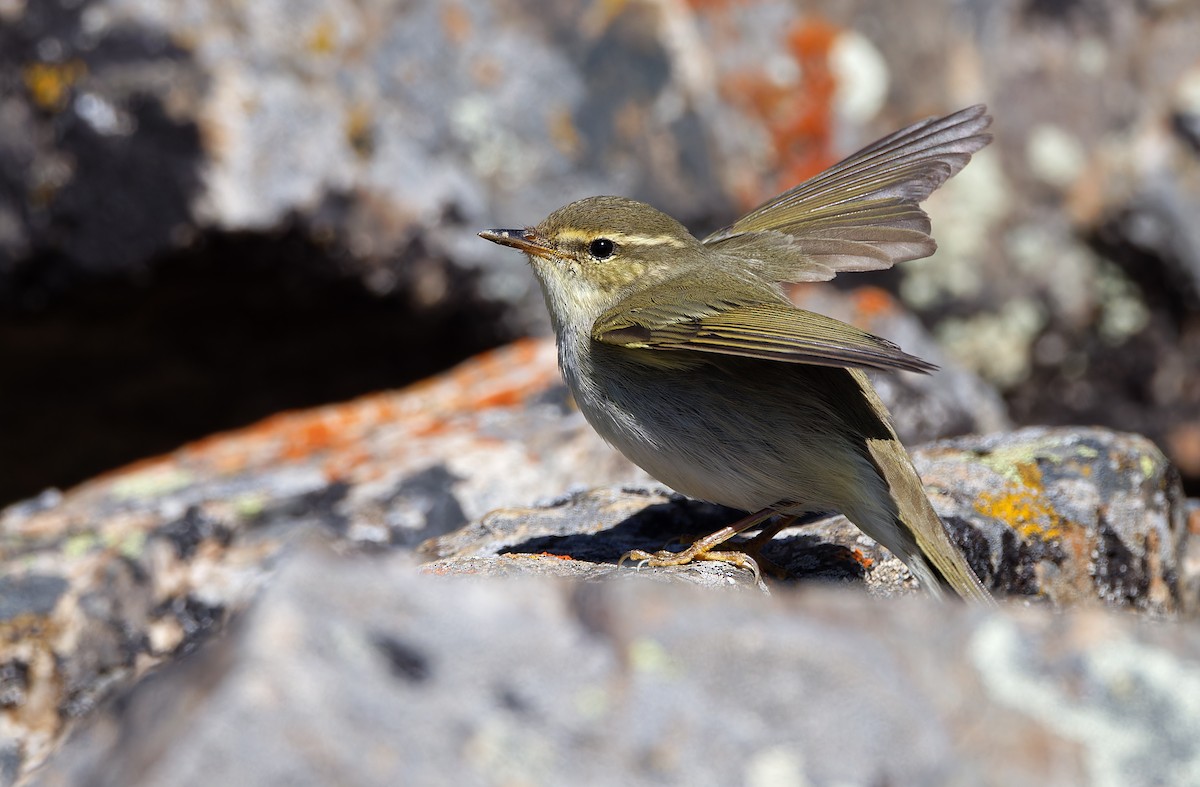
592,279,935,374
702,105,991,282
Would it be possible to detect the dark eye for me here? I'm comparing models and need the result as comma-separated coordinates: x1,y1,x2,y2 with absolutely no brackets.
589,238,615,259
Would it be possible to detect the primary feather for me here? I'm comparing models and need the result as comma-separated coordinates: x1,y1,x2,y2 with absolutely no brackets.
703,104,992,282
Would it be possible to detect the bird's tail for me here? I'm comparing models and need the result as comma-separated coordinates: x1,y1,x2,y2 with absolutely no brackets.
863,437,995,604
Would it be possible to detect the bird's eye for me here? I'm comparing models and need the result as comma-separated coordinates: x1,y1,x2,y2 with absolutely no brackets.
589,238,615,259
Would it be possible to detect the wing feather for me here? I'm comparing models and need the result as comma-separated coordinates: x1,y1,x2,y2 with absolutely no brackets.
703,105,991,282
592,280,935,374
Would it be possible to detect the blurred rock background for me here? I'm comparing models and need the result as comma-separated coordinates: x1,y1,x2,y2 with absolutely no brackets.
3,0,1199,505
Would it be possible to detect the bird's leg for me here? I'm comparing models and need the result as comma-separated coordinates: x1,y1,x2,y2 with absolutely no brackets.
730,514,799,577
621,508,790,580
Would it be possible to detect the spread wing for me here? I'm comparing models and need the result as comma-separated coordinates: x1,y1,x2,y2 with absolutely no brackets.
703,105,992,283
592,278,935,374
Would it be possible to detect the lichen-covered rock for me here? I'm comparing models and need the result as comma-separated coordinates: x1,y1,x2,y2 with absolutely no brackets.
423,428,1191,615
31,547,1200,787
0,339,631,783
918,428,1188,613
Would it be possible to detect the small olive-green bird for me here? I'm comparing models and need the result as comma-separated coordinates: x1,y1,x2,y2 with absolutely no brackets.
481,105,994,602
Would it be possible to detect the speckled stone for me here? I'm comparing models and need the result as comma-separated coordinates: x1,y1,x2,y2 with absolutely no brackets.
31,547,1200,787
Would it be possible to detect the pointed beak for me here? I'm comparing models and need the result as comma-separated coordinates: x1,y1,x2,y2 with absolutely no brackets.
478,228,554,259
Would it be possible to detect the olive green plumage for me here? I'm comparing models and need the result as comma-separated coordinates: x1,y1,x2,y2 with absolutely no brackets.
481,105,994,603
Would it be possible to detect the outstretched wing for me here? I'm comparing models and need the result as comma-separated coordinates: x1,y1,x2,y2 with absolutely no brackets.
703,105,992,282
592,278,935,374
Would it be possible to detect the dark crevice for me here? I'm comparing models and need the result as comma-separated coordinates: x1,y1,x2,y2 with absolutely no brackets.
0,229,513,507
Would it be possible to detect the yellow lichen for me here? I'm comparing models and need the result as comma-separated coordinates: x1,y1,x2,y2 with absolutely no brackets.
110,466,193,500
345,104,374,159
1138,454,1156,481
63,533,99,558
232,493,267,518
100,529,147,559
975,445,1050,484
628,637,677,676
307,16,337,55
22,60,87,111
974,459,1064,540
1015,459,1043,489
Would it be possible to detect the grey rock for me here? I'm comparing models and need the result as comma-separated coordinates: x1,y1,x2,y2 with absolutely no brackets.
919,427,1189,612
0,0,741,323
0,576,67,622
424,427,1191,615
31,546,1200,787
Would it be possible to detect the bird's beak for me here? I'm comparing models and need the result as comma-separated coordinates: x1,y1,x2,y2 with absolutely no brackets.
478,228,554,259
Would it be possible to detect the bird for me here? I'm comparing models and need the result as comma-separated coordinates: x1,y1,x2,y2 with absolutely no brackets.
480,105,995,602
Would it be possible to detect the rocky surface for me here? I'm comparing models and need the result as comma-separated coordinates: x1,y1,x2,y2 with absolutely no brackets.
423,427,1189,615
29,547,1200,787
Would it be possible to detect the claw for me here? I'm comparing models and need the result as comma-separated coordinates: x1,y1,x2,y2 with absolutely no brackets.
618,550,654,571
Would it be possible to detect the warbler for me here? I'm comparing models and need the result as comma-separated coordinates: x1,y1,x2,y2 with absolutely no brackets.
480,105,994,602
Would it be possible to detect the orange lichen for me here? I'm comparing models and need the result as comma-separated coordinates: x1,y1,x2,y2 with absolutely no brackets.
974,460,1064,540
852,287,898,320
778,18,838,184
23,60,87,112
410,418,452,439
548,107,582,157
719,17,841,207
323,447,371,480
685,0,741,10
280,419,339,461
850,548,874,569
89,339,559,493
441,2,472,45
472,388,525,410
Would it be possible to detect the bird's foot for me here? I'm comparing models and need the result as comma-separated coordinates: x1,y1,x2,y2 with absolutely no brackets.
622,543,764,582
618,510,798,582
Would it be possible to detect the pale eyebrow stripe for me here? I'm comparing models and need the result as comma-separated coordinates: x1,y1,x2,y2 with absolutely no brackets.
555,229,690,248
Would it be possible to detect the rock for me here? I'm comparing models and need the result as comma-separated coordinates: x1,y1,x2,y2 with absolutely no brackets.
0,576,68,622
30,546,1200,787
0,339,632,783
1,0,753,315
424,428,1191,615
917,428,1188,613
